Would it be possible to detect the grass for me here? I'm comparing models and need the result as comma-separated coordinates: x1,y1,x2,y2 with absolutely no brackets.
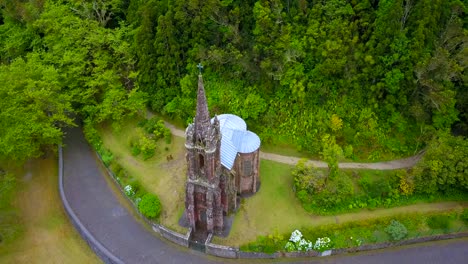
0,157,100,264
98,118,187,232
213,160,468,246
98,118,467,248
213,160,335,246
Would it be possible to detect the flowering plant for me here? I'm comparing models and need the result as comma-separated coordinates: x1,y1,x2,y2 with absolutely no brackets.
284,230,313,252
289,229,302,243
313,237,332,252
124,185,135,197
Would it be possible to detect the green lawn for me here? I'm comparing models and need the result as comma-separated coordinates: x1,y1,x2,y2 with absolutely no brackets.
0,157,100,264
214,160,336,246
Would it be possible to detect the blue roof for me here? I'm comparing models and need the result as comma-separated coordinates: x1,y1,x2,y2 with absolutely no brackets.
212,114,260,170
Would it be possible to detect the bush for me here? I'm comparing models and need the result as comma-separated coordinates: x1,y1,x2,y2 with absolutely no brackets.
385,220,407,241
138,193,162,219
427,215,450,230
98,148,114,167
461,209,468,224
83,120,102,150
130,141,141,156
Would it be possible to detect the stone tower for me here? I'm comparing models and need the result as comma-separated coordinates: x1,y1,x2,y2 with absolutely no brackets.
185,74,224,234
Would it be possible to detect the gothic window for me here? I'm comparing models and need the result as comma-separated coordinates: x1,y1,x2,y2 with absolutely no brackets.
199,154,205,171
243,160,252,176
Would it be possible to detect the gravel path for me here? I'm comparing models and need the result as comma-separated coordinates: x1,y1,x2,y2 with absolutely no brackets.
164,122,424,170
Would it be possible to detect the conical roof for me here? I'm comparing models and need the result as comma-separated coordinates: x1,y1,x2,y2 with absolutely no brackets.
194,74,211,135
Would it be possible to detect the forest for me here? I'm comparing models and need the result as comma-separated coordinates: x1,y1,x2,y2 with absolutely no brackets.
0,0,466,162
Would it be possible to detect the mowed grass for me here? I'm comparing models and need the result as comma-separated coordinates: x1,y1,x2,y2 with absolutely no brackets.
214,160,336,246
98,119,187,232
0,157,100,264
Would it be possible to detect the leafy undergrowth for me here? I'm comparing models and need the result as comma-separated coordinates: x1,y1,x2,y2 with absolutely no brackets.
0,158,100,263
240,209,468,253
294,160,468,215
212,159,468,247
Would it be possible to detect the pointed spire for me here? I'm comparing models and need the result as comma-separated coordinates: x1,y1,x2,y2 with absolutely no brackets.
195,72,211,136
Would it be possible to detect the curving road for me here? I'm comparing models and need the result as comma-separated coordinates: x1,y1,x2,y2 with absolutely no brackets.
61,126,467,263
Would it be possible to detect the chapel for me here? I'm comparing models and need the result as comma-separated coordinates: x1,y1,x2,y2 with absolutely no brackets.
184,72,261,235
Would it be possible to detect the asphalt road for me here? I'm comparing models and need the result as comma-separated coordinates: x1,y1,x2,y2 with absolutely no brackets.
62,127,468,264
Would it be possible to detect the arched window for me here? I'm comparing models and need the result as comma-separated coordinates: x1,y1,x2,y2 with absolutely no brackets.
199,154,204,171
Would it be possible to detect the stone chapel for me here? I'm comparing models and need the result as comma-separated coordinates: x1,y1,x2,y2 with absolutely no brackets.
184,72,261,236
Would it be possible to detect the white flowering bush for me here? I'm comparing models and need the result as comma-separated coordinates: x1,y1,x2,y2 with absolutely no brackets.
298,238,313,251
124,185,135,197
284,230,313,252
289,229,302,243
313,237,332,252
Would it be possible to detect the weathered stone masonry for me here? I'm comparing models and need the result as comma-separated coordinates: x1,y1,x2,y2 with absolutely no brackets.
184,73,261,236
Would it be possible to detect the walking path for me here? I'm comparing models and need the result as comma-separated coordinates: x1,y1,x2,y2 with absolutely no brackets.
164,122,423,170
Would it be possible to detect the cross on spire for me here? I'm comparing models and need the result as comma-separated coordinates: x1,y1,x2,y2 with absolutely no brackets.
197,63,203,75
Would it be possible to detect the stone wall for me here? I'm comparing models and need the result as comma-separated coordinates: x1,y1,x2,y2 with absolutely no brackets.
157,225,191,248
204,233,238,258
238,251,281,258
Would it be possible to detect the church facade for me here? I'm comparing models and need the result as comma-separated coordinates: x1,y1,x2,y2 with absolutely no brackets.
184,73,261,235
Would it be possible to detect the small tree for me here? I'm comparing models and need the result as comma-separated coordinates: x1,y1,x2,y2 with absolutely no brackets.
320,134,344,180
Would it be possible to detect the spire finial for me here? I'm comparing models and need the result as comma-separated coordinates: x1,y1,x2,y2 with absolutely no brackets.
197,63,203,75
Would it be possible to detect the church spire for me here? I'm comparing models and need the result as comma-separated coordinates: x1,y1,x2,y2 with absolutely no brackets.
194,64,211,136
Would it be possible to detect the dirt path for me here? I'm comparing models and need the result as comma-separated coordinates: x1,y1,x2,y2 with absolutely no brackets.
164,121,424,170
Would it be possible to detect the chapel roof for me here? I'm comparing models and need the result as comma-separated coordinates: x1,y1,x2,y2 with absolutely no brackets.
212,114,261,170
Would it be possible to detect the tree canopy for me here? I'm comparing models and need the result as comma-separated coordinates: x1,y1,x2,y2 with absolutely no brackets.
0,0,466,162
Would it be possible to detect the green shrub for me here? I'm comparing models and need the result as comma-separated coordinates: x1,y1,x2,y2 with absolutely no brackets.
461,209,468,224
427,215,450,230
164,129,172,144
83,121,103,150
130,141,141,156
98,148,114,167
138,193,162,219
385,220,407,241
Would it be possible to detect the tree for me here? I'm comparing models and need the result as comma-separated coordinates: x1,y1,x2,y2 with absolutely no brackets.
320,134,344,179
412,132,468,194
0,54,74,161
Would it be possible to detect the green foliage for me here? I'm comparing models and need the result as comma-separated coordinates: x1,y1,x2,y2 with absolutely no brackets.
293,159,354,211
461,209,468,224
426,215,450,230
243,211,467,253
240,233,286,253
0,0,466,164
412,133,468,194
139,117,171,143
138,193,162,220
384,220,407,241
320,134,344,179
0,54,74,161
98,148,114,167
130,141,141,156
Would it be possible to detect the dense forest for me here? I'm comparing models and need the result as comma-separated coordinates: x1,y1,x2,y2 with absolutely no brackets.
0,0,466,162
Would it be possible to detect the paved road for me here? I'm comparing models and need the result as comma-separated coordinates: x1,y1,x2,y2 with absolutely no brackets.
62,127,467,263
63,127,222,264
